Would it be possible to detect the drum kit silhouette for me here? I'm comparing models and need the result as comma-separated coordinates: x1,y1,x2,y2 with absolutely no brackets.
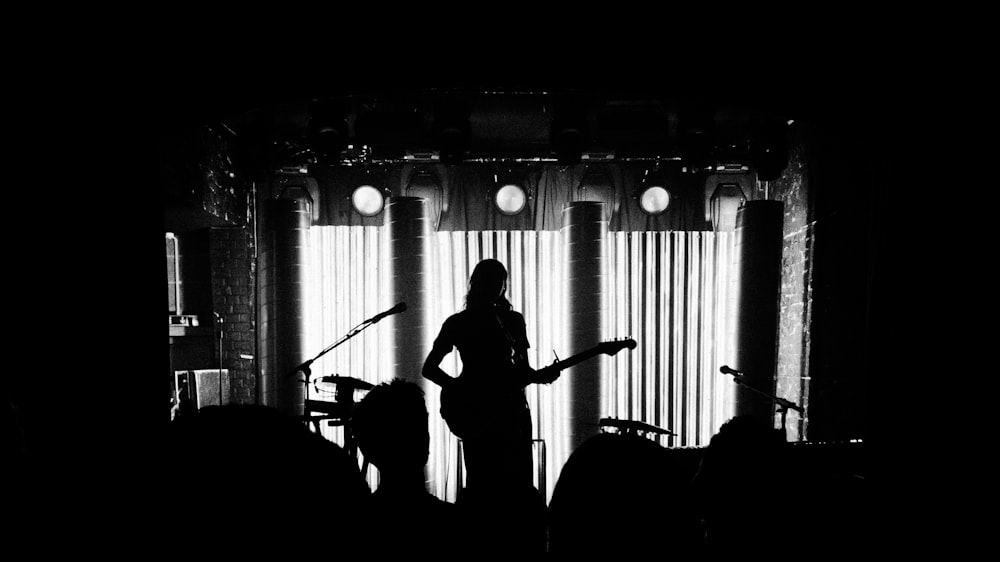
299,374,374,462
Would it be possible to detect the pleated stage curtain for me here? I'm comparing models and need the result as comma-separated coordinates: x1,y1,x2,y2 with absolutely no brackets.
305,226,735,502
606,231,737,448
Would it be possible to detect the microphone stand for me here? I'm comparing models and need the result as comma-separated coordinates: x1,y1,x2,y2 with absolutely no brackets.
214,313,225,407
287,309,391,443
722,370,804,440
288,315,382,384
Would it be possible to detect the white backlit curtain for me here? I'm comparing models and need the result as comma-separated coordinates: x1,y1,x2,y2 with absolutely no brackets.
304,226,392,488
305,226,735,502
606,232,736,448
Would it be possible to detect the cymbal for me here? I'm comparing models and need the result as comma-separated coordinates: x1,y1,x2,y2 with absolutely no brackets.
316,375,375,390
599,417,674,435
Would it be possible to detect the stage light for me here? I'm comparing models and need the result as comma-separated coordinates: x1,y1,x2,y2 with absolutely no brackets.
639,186,671,215
495,183,527,215
709,182,747,231
637,166,672,215
352,184,385,216
492,168,528,216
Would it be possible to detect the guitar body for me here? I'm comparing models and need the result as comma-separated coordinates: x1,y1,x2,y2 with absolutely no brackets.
439,379,474,439
437,339,637,439
440,376,526,440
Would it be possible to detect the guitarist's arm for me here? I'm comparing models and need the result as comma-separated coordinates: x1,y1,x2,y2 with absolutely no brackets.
516,358,559,386
508,312,561,387
422,339,457,389
510,341,560,387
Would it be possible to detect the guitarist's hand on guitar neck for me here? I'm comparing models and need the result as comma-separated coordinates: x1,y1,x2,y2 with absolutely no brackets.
510,365,560,388
533,365,561,385
518,338,637,387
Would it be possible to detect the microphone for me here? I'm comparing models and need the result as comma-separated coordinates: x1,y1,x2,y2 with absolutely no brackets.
369,302,407,324
719,365,744,377
287,359,313,379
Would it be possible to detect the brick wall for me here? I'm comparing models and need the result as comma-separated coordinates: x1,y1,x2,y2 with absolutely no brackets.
754,123,813,441
162,124,251,227
209,227,257,405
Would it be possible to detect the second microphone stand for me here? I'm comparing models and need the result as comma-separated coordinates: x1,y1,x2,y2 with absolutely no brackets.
722,368,804,440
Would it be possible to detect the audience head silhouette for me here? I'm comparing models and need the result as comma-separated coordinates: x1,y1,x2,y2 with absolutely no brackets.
351,378,430,477
349,379,466,559
166,404,370,556
548,432,703,558
693,414,787,554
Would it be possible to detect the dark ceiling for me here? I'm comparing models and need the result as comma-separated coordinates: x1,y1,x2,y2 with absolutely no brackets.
155,51,891,181
169,84,833,173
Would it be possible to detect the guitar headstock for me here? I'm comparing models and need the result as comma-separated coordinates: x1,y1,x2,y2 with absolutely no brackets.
597,337,637,356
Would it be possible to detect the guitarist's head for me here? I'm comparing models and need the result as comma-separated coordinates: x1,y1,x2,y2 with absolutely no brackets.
466,258,512,311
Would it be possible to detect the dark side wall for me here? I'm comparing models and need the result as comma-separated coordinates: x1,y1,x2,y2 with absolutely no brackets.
162,123,258,405
800,118,879,443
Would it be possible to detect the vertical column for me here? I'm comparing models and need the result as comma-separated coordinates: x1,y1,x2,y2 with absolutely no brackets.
387,196,431,385
561,201,608,454
258,197,309,416
731,200,784,424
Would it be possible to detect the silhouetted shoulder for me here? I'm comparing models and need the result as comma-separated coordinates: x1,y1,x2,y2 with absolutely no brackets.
443,311,471,331
432,312,465,346
501,310,529,348
504,310,526,324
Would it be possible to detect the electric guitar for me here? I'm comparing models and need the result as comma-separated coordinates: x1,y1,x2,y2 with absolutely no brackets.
437,338,637,439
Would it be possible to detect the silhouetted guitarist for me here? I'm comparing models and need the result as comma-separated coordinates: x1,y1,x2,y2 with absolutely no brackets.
423,259,558,492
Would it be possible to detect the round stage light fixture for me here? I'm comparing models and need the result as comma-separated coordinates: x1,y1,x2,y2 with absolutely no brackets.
638,185,671,215
494,183,527,215
352,184,385,216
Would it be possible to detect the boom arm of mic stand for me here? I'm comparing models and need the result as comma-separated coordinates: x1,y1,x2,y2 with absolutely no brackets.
723,372,804,414
774,396,804,414
288,319,378,381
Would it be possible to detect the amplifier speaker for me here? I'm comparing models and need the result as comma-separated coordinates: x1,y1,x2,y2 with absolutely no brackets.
175,369,230,409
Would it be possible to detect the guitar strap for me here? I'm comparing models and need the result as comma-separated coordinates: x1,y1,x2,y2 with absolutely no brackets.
494,311,529,404
494,310,528,365
494,311,518,349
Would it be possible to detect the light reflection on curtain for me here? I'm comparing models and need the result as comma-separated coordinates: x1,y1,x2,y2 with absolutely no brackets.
606,231,736,449
305,226,734,502
304,226,391,488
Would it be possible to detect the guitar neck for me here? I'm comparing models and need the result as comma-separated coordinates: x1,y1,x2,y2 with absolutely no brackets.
552,348,604,372
548,339,635,373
